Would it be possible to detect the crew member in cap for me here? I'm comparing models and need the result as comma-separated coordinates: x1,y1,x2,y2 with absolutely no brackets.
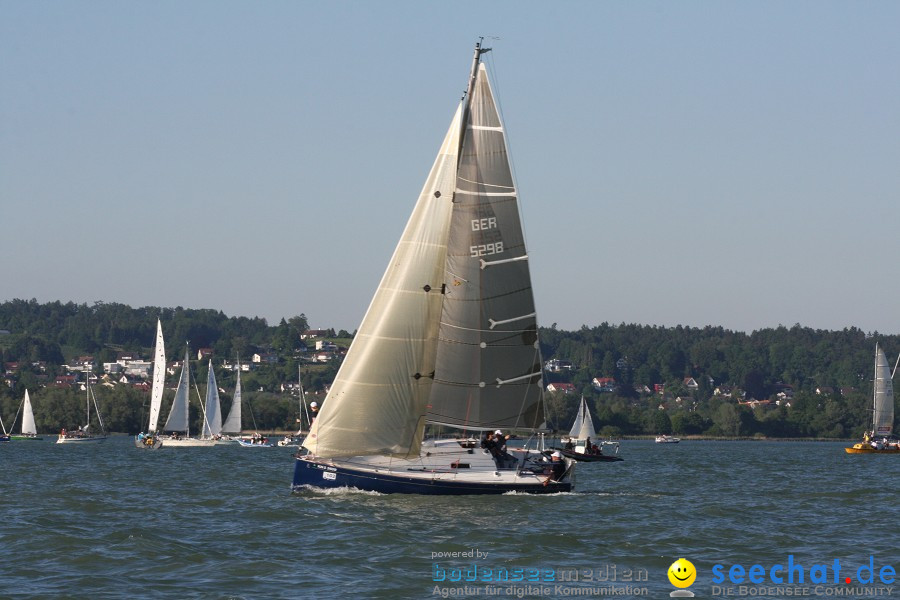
545,451,566,484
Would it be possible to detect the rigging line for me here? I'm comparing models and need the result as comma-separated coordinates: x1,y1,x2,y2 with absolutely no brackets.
89,378,105,431
248,397,259,432
193,377,211,437
10,401,22,433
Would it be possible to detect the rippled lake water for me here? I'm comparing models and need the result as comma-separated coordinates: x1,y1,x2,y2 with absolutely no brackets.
1,437,897,599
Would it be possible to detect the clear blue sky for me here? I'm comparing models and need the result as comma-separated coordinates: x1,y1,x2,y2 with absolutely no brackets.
2,1,899,334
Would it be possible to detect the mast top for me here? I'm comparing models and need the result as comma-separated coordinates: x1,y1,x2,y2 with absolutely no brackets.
463,40,492,102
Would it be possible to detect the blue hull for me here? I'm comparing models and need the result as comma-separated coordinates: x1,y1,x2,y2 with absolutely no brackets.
292,458,571,495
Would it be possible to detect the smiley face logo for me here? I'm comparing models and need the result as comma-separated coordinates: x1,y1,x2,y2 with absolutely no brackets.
668,558,697,588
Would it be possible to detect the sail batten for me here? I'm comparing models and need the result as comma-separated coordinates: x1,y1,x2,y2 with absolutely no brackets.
454,190,517,197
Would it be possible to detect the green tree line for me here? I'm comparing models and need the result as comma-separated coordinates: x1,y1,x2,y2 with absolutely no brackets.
540,322,898,439
2,300,897,437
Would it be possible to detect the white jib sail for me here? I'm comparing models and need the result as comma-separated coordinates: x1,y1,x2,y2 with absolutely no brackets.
303,106,462,459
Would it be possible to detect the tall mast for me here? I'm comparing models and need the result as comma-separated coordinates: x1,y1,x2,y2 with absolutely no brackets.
459,39,491,156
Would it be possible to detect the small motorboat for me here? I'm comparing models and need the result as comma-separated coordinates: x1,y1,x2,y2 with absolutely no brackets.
237,434,274,448
655,435,680,444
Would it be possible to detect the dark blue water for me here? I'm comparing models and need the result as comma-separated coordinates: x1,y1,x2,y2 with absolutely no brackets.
1,438,897,599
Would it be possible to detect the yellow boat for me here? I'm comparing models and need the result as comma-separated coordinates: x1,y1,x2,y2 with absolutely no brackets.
845,442,900,454
845,343,899,455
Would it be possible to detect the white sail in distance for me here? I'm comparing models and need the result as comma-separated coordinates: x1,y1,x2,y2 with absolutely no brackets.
203,360,222,437
221,366,242,435
148,319,166,432
873,345,894,437
569,396,597,441
22,389,37,436
163,348,192,433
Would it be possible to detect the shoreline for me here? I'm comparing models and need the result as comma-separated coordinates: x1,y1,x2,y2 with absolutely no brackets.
80,432,861,443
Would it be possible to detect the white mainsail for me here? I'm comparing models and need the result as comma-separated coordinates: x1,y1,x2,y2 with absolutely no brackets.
163,349,192,433
148,319,166,432
304,59,545,460
873,345,894,437
22,389,37,436
569,396,597,441
202,360,222,438
221,367,242,435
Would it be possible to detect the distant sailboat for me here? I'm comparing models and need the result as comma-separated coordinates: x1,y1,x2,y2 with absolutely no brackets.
279,368,308,447
160,348,219,447
135,319,165,449
293,43,573,494
0,411,9,442
568,396,598,449
57,376,108,444
846,344,900,454
220,362,243,439
4,389,43,441
556,396,622,462
201,360,222,441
